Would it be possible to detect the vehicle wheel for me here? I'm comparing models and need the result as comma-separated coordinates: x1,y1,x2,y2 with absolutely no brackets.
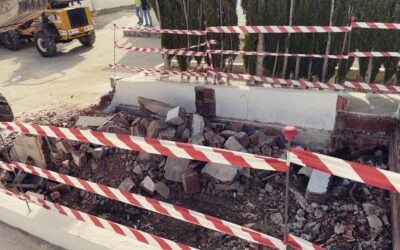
34,31,57,57
0,93,14,122
1,30,21,51
79,32,96,47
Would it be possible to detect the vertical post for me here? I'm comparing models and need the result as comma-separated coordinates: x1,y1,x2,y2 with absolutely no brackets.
113,24,116,77
281,125,298,245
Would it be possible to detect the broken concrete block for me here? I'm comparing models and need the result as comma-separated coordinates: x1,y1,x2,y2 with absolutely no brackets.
147,120,165,138
75,116,110,128
71,151,86,168
158,128,176,140
138,97,175,117
367,215,383,231
224,137,246,152
165,107,186,126
270,212,283,225
182,169,201,194
140,176,155,193
221,130,238,139
119,177,135,192
55,140,74,154
155,182,170,199
306,170,331,203
13,135,48,168
202,163,238,183
191,114,205,137
164,157,191,182
234,132,250,147
204,131,225,148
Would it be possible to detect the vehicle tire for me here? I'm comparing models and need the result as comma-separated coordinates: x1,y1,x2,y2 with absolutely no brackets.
0,93,14,122
1,30,21,51
79,32,96,47
34,31,57,57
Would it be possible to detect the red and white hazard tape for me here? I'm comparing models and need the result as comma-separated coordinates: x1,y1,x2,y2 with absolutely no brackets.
115,43,207,57
286,234,325,250
0,161,285,249
206,70,345,90
0,122,287,172
352,22,400,30
116,25,206,36
343,81,400,93
0,188,193,250
348,51,400,57
110,64,209,78
290,148,400,193
206,26,351,34
209,49,349,59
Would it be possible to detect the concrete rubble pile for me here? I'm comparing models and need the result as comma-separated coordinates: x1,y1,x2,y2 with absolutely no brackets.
0,96,393,249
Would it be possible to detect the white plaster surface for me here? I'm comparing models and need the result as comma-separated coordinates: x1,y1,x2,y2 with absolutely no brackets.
111,76,339,130
0,191,157,250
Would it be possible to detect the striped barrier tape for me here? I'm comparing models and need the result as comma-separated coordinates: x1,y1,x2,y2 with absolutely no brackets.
0,122,288,172
286,234,325,250
116,25,206,36
352,22,400,30
0,161,285,249
343,81,400,93
110,64,209,78
290,148,400,193
0,188,193,250
348,51,400,57
206,26,351,34
115,43,207,57
209,49,349,59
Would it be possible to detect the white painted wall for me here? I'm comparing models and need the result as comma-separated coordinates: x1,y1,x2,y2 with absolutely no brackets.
80,0,134,11
0,192,157,250
111,76,339,130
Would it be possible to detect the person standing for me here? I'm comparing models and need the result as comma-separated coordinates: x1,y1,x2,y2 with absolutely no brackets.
135,0,143,25
141,0,153,27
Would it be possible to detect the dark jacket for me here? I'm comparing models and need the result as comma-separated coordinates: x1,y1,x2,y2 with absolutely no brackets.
141,0,150,10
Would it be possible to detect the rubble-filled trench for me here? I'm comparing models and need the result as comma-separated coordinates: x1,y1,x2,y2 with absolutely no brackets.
0,99,394,250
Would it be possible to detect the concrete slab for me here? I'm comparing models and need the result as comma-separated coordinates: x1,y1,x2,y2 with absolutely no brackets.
347,93,400,117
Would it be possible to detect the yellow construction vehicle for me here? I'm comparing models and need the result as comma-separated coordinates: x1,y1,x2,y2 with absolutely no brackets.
1,0,95,57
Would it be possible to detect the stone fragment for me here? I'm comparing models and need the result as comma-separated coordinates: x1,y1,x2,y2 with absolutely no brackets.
182,169,201,194
220,130,238,139
191,114,205,137
133,164,143,175
224,137,246,152
55,140,74,154
270,212,283,225
334,223,345,234
140,176,156,194
249,131,262,146
75,116,109,128
234,132,250,147
265,183,274,193
164,157,191,182
306,170,331,203
158,128,176,140
367,215,383,231
118,177,135,192
155,182,170,199
202,163,238,183
230,122,244,132
204,131,225,148
147,120,165,138
362,203,381,216
71,151,86,168
165,107,186,126
138,97,175,117
289,188,308,210
61,160,70,168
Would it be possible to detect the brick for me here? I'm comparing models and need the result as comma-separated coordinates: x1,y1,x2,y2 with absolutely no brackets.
118,177,136,192
155,182,170,199
165,107,186,126
230,122,244,132
164,157,191,182
202,163,238,183
182,169,201,194
249,131,262,146
140,176,155,194
55,140,74,154
204,131,225,148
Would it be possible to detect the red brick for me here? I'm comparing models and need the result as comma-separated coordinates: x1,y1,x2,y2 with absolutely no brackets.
182,170,201,194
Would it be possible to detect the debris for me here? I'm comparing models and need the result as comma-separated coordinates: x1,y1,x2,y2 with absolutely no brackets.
264,183,274,193
133,164,143,175
164,157,191,182
165,107,186,126
191,114,204,137
204,131,225,148
158,128,176,140
306,170,331,203
270,212,283,225
140,176,155,194
13,135,48,168
107,125,131,135
155,182,170,199
147,120,166,138
224,136,246,152
71,151,86,168
234,132,250,147
138,152,152,162
55,140,74,154
49,191,61,201
230,122,244,132
334,223,345,234
289,188,308,210
182,169,201,194
91,147,105,159
189,135,205,145
202,163,238,183
298,167,313,177
49,183,68,193
362,203,381,216
118,177,135,192
220,130,238,139
138,97,175,117
195,86,216,117
215,182,240,191
367,215,383,231
75,116,110,128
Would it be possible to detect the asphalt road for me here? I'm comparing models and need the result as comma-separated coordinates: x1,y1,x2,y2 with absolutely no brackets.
0,10,161,119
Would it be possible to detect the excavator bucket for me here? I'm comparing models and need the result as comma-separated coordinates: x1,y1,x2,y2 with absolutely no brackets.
0,0,47,32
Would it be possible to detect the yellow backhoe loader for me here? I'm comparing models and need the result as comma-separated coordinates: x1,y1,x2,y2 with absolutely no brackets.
1,0,95,57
